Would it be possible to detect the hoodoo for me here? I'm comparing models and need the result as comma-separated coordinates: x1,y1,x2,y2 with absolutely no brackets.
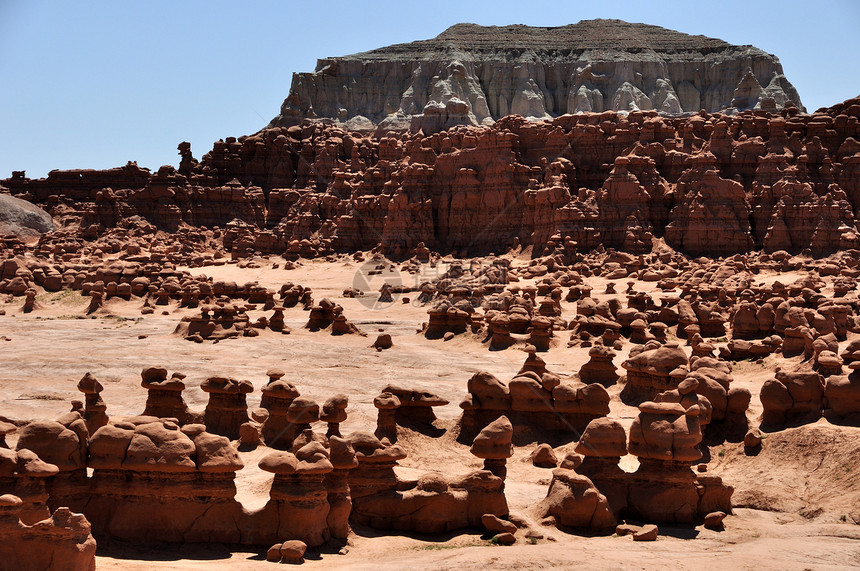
3,17,860,570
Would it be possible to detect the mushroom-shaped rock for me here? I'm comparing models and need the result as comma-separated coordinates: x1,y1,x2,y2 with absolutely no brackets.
373,392,401,441
122,420,197,472
575,418,628,458
380,384,449,428
140,368,192,423
260,380,300,411
287,397,320,425
294,441,334,474
265,368,286,382
579,343,619,386
260,381,303,449
258,451,299,474
200,376,254,439
466,372,510,410
181,424,243,472
328,436,359,471
140,366,171,388
320,394,349,437
348,431,408,463
77,372,103,395
471,416,514,480
77,372,108,434
373,392,401,410
470,416,514,460
15,420,84,471
518,345,548,376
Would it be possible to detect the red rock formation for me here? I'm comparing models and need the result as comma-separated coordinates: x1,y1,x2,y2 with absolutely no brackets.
0,495,96,571
760,370,826,427
535,468,617,531
620,343,689,404
201,376,254,440
459,370,609,444
84,418,245,543
348,428,508,534
626,382,733,523
825,362,860,421
140,367,196,424
76,373,108,435
6,97,860,259
258,441,334,546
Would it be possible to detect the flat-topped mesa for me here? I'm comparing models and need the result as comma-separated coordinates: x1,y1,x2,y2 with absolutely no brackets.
270,20,804,133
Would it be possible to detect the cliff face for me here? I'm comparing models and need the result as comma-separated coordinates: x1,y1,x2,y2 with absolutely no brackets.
270,21,804,133
5,97,860,259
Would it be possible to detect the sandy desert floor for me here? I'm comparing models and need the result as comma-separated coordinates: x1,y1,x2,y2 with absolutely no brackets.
1,253,858,570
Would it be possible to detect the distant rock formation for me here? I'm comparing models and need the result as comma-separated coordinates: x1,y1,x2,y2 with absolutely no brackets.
4,93,860,259
270,20,804,133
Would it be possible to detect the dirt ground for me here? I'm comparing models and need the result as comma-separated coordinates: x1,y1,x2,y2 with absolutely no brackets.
1,254,858,570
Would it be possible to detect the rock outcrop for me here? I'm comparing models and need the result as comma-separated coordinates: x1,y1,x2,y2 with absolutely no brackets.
271,21,804,132
347,430,508,533
0,495,96,571
459,370,610,444
0,194,55,238
6,94,860,260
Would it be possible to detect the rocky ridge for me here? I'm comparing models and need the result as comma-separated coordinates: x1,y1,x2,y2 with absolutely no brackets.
4,96,860,260
270,20,804,132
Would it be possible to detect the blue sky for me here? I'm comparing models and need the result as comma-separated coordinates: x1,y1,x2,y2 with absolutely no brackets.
1,0,858,178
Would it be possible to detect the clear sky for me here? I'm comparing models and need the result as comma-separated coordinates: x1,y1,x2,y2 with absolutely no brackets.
1,0,858,178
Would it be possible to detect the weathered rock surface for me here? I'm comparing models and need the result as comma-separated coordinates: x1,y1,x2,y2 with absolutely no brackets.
0,495,96,571
0,194,55,238
5,94,860,259
270,20,804,132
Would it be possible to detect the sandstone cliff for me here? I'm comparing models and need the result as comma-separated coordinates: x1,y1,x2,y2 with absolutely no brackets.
270,20,804,133
5,96,860,259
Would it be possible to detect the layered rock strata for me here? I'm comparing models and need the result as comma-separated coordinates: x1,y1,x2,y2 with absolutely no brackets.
5,97,860,259
271,20,804,132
